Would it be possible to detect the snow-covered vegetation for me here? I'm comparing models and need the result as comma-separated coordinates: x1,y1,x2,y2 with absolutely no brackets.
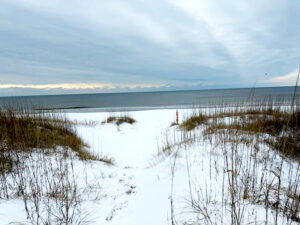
0,102,299,224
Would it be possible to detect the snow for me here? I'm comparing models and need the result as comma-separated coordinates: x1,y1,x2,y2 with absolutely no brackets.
66,109,180,225
0,108,298,224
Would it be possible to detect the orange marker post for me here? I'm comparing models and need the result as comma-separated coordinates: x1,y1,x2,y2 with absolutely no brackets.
176,110,179,124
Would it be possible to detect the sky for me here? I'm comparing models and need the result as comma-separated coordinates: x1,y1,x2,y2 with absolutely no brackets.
0,0,299,96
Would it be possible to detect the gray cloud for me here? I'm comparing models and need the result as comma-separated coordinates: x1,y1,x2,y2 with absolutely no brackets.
0,0,299,96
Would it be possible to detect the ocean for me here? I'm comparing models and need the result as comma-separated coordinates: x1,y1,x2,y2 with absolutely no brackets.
0,86,299,112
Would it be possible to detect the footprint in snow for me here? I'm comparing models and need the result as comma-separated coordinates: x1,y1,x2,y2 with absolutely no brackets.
106,201,128,221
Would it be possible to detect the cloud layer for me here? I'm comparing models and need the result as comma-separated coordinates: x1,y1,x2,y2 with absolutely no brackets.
0,83,168,90
0,0,299,96
264,69,300,86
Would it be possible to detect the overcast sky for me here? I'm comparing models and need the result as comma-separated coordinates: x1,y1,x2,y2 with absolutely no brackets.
0,0,299,96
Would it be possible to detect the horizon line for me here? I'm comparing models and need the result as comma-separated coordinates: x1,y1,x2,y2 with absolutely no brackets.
0,85,296,98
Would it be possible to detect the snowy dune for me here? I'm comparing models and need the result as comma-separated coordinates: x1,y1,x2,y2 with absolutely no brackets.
66,109,183,225
0,108,298,224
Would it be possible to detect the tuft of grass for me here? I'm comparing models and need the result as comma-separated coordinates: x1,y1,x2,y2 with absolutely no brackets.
103,115,136,126
170,122,178,127
181,113,208,131
98,155,115,165
106,116,117,124
0,151,14,174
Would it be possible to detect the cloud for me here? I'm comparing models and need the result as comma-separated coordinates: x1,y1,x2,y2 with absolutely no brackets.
0,0,300,96
0,83,168,90
264,69,300,86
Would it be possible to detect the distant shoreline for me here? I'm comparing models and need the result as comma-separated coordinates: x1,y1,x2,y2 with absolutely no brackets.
0,86,298,112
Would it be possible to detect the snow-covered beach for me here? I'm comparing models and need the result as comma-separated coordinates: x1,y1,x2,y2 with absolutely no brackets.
1,0,300,223
0,107,299,225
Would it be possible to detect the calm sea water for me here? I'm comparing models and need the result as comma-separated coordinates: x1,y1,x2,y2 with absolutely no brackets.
0,86,299,112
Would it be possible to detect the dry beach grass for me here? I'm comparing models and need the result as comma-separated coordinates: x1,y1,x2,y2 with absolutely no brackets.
161,100,300,224
0,85,299,224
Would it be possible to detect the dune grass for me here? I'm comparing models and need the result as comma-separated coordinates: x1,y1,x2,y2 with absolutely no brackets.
179,104,300,159
163,103,300,223
103,115,136,126
180,113,208,131
205,107,299,159
0,108,100,173
0,107,112,224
